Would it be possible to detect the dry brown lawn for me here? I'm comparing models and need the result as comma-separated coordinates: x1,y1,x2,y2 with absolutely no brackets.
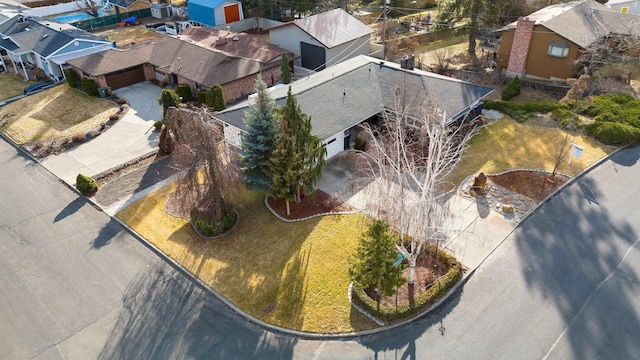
0,85,116,144
0,72,38,101
446,117,615,189
117,187,378,333
96,27,165,47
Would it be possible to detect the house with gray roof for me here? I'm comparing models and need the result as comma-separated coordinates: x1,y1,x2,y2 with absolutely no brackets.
269,8,374,71
0,14,113,81
213,55,493,160
497,0,640,80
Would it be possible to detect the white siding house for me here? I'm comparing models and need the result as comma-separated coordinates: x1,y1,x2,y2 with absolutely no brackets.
269,8,373,71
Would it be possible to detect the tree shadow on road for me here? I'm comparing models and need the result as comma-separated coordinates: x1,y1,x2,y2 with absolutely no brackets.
515,154,640,358
54,197,86,223
98,261,299,360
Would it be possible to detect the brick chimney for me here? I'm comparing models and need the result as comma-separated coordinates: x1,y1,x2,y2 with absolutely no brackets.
506,17,535,77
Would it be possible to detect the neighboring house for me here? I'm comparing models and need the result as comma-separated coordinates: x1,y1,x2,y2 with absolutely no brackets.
268,8,373,71
187,0,243,27
213,55,493,160
67,27,294,102
606,0,640,15
110,0,152,14
0,14,114,81
497,0,640,81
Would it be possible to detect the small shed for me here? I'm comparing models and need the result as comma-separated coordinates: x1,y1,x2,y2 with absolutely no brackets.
187,0,243,27
150,4,169,19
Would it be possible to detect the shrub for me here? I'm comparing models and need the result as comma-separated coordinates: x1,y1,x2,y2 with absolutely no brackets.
81,78,99,97
76,173,98,196
197,89,207,104
175,84,192,102
350,245,463,323
501,76,521,101
153,120,163,130
586,121,640,145
71,133,87,143
158,89,180,119
484,100,564,121
64,69,79,88
191,208,236,237
206,85,226,110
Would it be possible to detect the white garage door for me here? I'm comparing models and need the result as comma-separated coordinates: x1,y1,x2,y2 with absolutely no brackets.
324,134,343,159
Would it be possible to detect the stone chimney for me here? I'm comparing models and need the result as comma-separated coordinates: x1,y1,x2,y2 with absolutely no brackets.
506,17,535,78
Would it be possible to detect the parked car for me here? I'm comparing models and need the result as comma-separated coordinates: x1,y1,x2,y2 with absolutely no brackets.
23,81,55,95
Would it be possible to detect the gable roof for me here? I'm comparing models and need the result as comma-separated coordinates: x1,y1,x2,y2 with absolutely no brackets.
110,0,151,9
270,8,373,49
178,26,294,65
67,31,292,88
499,0,640,48
0,15,110,56
214,55,493,140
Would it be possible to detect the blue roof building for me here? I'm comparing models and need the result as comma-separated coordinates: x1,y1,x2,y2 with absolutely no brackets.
187,0,243,27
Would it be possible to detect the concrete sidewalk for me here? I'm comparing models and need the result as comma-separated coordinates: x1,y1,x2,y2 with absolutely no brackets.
40,82,162,185
316,152,517,271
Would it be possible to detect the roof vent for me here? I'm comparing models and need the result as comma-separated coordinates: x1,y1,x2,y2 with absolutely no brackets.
232,36,239,41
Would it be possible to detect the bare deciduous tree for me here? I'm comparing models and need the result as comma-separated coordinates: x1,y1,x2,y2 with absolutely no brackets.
353,96,477,285
164,107,241,223
76,0,101,18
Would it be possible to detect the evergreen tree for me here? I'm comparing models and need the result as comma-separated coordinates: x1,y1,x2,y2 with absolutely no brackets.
158,89,180,119
281,53,292,84
349,220,407,310
241,74,278,192
267,118,299,215
268,86,325,211
211,85,226,111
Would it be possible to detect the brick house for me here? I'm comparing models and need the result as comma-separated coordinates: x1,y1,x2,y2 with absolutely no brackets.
66,27,294,103
497,0,640,80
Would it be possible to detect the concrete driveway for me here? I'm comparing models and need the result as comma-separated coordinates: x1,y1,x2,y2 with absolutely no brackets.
41,82,162,185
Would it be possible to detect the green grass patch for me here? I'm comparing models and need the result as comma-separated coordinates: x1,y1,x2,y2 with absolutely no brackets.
0,85,116,144
116,186,378,333
446,118,614,188
0,72,38,101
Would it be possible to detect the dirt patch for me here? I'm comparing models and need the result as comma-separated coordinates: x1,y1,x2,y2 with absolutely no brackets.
266,190,354,220
488,170,570,203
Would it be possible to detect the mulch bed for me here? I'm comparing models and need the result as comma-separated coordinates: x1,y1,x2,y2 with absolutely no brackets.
488,171,570,203
266,190,354,220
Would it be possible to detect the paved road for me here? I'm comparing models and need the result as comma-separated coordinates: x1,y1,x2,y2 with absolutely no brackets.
3,131,640,359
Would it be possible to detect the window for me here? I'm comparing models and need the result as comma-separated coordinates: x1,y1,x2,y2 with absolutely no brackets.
548,40,569,58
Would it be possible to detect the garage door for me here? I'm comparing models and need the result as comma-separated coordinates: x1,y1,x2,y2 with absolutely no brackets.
105,66,145,90
324,134,343,159
224,4,240,23
301,42,326,71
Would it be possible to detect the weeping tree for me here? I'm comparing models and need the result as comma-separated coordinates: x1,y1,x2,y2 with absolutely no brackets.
241,74,278,192
164,107,241,225
267,86,326,215
352,96,476,285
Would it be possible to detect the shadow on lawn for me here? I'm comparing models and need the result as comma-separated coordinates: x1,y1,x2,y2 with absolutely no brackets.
164,190,321,331
99,261,300,360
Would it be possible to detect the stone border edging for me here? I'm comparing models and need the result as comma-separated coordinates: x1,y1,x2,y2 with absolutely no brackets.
457,168,572,194
264,195,361,222
188,208,240,240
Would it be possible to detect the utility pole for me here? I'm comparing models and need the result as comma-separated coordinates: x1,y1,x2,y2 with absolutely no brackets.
382,0,388,59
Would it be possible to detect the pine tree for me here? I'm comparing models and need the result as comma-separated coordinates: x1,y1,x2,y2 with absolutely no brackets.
281,53,292,84
267,86,325,209
267,118,299,215
349,220,407,310
241,74,278,192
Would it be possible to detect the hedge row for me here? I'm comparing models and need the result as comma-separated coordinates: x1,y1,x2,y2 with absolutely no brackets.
351,246,463,323
585,121,640,145
501,76,521,101
484,100,564,121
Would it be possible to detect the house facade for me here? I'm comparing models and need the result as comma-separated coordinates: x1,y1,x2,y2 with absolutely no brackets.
606,0,640,15
67,27,293,102
187,0,243,27
0,14,114,81
110,0,153,14
497,0,640,80
214,55,493,160
268,8,373,71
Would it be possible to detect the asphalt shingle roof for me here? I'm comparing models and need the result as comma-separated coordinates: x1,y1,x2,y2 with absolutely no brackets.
0,15,109,56
215,56,493,140
500,0,640,48
270,8,373,49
